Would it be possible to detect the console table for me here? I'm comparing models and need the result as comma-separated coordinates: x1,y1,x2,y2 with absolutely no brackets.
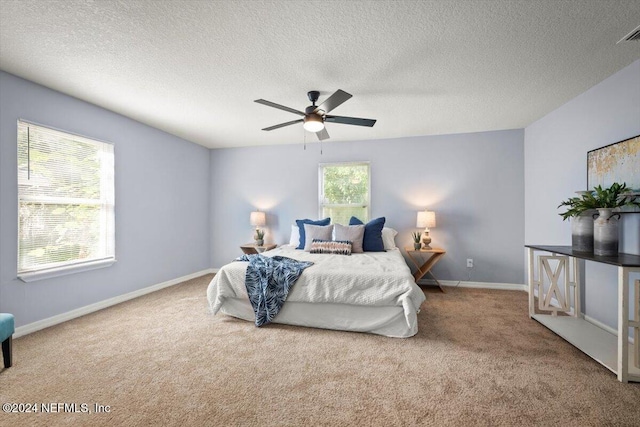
526,245,640,383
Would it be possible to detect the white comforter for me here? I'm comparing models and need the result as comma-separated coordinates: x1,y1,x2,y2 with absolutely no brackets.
207,245,425,329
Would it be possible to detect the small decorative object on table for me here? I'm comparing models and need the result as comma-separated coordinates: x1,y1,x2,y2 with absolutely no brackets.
593,207,619,256
558,191,599,252
254,229,265,246
591,183,638,256
558,182,640,256
411,231,422,250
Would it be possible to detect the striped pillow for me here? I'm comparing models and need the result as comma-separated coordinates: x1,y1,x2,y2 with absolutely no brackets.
309,239,352,255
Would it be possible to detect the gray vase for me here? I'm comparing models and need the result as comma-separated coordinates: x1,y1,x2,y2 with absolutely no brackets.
593,208,620,256
571,212,595,252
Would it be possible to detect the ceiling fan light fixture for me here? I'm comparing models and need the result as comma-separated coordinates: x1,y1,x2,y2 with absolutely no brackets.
303,114,324,132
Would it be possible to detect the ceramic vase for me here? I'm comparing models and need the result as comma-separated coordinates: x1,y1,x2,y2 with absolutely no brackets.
255,239,264,246
571,211,595,252
413,242,421,250
593,208,620,256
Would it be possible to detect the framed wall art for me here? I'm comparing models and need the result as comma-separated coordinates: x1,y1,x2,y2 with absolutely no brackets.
587,134,640,190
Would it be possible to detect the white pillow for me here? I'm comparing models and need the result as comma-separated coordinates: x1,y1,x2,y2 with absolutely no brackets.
333,223,365,253
289,224,300,247
382,227,398,250
303,224,334,251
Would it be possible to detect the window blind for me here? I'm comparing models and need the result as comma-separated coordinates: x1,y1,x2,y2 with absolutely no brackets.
17,120,115,277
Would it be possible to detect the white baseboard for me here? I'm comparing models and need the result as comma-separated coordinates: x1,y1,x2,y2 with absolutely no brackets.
14,268,217,338
418,279,526,291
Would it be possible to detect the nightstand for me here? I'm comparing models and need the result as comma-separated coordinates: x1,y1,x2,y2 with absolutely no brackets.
404,247,446,292
240,243,277,255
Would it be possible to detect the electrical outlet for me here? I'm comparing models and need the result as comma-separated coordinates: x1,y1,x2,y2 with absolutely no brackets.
467,258,474,268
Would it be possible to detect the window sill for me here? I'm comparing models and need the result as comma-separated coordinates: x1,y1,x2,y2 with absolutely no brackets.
18,258,117,283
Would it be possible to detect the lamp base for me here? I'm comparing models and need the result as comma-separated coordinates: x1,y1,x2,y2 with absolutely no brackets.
422,233,432,249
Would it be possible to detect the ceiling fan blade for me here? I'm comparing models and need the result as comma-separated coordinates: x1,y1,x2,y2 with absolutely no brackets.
315,89,352,114
325,115,377,127
316,127,330,141
255,99,305,116
262,119,304,131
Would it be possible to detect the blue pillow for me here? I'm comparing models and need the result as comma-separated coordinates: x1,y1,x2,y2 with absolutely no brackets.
295,218,331,249
349,217,386,252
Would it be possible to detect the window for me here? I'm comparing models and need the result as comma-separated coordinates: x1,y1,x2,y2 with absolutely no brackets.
17,120,115,281
318,162,370,225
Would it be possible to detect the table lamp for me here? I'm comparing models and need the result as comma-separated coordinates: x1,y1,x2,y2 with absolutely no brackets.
250,211,266,245
416,210,436,249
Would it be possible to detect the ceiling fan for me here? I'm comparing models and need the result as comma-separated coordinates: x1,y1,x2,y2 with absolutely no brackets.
254,90,376,141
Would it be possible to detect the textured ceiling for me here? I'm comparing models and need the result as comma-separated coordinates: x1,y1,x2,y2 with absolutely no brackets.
1,0,639,149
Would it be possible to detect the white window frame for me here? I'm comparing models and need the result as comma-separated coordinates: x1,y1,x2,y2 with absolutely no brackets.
17,120,116,282
318,161,371,223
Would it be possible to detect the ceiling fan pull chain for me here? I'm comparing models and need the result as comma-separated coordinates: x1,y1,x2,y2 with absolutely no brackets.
303,128,306,150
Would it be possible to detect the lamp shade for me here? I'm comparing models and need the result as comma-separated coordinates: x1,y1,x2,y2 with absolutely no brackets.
416,210,436,229
250,211,266,227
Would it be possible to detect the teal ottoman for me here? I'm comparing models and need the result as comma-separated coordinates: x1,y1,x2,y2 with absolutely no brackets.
0,313,14,368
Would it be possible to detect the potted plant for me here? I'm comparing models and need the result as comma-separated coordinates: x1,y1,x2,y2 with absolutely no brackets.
411,231,422,250
558,192,599,252
559,182,639,255
254,229,265,246
590,183,640,256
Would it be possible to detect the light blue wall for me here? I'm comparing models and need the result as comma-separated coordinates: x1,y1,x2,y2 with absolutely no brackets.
524,60,640,330
210,129,525,284
4,58,635,333
0,72,212,328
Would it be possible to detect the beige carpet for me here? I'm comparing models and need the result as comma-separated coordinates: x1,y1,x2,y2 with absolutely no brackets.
1,274,639,426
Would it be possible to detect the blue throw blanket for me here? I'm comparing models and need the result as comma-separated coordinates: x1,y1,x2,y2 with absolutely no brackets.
235,254,313,327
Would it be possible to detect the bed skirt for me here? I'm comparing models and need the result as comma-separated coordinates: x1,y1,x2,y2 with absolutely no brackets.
217,297,419,338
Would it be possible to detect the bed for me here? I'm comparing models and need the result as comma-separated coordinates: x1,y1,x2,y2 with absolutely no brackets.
206,244,426,338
